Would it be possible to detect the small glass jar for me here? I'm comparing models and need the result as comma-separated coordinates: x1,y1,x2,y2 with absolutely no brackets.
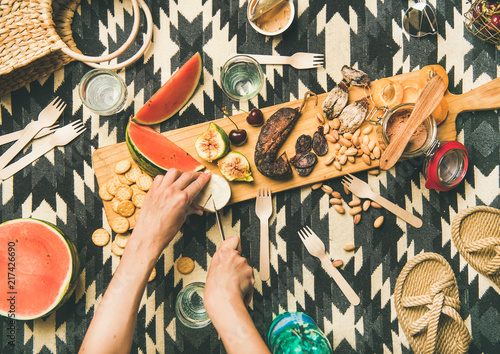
366,103,468,191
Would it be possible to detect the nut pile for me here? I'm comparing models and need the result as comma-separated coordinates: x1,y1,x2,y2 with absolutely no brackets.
312,181,385,229
316,112,382,172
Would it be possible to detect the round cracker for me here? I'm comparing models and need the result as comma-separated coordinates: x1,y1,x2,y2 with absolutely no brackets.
99,186,114,201
132,192,146,208
115,232,130,248
177,257,195,274
92,228,110,246
136,174,153,191
111,198,121,213
131,184,142,195
106,177,122,196
115,160,132,174
118,173,133,185
127,214,137,229
116,185,133,201
111,240,124,256
111,216,130,233
117,200,135,217
148,267,156,282
125,167,143,183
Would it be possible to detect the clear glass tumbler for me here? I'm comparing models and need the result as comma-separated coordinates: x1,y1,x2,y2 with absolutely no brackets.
221,55,264,101
175,282,211,329
78,69,127,115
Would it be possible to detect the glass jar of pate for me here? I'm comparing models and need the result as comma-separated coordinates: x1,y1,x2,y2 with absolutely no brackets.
366,102,468,191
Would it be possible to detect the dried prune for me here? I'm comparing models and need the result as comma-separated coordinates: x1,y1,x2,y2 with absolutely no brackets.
312,126,328,156
295,134,312,154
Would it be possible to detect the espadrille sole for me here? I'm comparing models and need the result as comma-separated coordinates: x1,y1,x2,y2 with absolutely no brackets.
394,252,471,354
451,206,500,287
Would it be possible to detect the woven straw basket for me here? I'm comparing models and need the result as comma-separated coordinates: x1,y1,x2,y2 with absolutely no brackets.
0,0,82,97
0,0,152,97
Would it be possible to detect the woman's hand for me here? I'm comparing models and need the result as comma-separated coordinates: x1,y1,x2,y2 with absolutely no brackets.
132,168,211,255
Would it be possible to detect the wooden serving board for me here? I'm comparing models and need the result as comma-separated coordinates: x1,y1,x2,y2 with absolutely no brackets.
92,68,500,229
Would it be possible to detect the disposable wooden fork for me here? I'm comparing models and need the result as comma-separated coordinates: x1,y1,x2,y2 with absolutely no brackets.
255,187,272,281
298,226,360,306
241,52,324,69
341,173,423,228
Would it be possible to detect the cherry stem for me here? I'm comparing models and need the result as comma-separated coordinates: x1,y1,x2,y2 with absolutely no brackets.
221,106,239,131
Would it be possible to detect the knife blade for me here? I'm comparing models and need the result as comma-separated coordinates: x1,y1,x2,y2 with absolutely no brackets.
212,197,225,242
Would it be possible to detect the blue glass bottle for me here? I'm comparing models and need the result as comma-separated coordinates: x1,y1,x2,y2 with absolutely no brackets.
268,312,333,353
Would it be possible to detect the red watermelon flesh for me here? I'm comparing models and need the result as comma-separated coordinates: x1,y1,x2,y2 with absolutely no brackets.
126,120,205,177
134,52,202,125
0,219,79,320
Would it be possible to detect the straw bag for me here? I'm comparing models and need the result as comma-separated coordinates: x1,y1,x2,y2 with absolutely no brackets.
0,0,152,97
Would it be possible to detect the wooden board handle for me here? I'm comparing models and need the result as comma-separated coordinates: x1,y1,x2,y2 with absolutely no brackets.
448,77,500,113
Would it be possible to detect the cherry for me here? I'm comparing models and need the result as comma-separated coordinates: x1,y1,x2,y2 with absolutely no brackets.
491,13,500,28
246,108,264,126
221,107,248,146
229,129,248,146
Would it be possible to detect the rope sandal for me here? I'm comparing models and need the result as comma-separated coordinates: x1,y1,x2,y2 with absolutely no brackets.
394,252,471,354
451,206,500,287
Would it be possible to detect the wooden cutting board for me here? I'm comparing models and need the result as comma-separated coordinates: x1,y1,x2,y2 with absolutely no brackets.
92,68,500,230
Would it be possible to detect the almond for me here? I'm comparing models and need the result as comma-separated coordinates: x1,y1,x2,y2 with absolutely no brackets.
312,182,323,190
334,143,342,150
361,144,371,156
362,200,371,211
339,137,352,147
362,126,373,135
352,136,360,147
324,155,336,166
368,140,376,151
321,185,333,194
331,191,341,199
343,132,353,140
362,154,371,165
348,199,361,207
333,204,345,214
349,206,362,215
333,160,342,171
353,213,361,225
345,147,358,156
353,129,361,139
347,155,356,163
331,118,341,130
316,112,325,124
344,185,350,195
371,201,382,208
368,169,380,176
339,154,348,165
343,244,356,252
373,146,381,159
325,134,337,143
329,197,342,205
323,123,330,134
332,259,344,268
331,130,339,140
374,215,384,228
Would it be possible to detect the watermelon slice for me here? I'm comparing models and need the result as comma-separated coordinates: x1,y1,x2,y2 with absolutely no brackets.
126,120,205,177
134,52,203,125
0,219,80,320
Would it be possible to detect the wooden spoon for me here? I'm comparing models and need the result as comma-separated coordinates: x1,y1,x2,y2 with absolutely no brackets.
379,75,446,170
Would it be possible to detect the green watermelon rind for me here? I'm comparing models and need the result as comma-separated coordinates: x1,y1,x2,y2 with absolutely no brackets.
126,121,205,177
0,218,80,320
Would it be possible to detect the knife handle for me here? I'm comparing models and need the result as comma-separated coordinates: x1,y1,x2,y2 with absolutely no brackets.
0,142,54,180
320,257,360,306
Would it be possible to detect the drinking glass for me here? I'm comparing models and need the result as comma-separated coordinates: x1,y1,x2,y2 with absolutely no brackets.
175,282,211,328
78,69,127,115
221,55,264,101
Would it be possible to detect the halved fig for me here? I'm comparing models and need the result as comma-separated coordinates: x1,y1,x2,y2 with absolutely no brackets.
217,151,254,182
195,123,230,162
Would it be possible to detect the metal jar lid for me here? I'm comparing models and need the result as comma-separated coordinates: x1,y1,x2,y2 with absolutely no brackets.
423,141,469,192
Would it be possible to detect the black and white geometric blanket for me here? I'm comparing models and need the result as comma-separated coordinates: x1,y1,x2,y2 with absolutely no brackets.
0,0,499,353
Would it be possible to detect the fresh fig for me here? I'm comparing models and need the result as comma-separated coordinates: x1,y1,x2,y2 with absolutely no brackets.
217,151,254,182
195,123,230,162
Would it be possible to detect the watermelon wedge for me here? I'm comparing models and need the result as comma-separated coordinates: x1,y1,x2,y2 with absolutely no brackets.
126,120,205,177
134,52,203,125
0,219,80,320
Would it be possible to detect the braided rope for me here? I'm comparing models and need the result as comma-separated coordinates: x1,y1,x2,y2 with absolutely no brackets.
451,206,500,286
394,253,471,354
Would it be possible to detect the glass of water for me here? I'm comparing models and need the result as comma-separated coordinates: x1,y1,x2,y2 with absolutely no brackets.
175,282,211,329
78,69,127,115
221,55,264,101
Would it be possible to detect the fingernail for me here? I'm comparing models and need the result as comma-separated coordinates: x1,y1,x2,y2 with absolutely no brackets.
204,169,211,174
